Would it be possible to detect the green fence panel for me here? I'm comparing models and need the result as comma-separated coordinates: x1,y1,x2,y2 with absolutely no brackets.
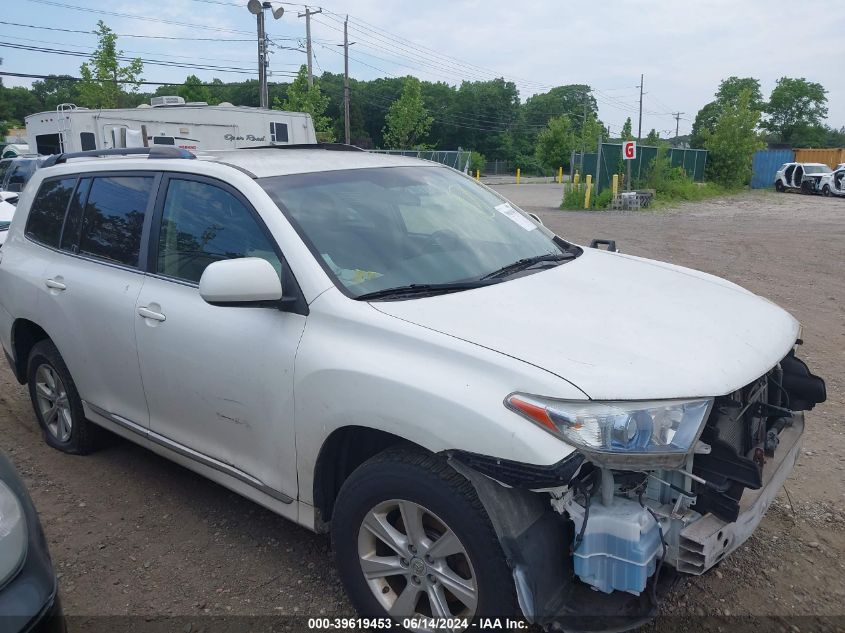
574,145,708,192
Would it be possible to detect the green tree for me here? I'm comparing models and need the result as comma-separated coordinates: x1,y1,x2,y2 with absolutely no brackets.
535,115,576,170
690,101,720,148
716,76,763,109
621,117,633,141
382,76,433,149
78,21,143,108
644,128,661,145
30,75,81,111
762,77,828,145
278,65,335,142
705,90,764,188
177,75,212,104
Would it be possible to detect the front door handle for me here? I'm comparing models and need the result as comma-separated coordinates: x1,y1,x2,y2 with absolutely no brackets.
137,306,166,322
45,278,67,291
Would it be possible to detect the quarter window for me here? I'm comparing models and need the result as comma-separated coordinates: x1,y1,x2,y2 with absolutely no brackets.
78,176,153,267
270,122,289,143
156,178,281,284
25,178,77,248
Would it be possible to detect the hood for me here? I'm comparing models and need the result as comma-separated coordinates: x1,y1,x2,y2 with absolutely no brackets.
371,249,799,400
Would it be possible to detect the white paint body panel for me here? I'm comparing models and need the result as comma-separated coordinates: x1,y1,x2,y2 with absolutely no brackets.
373,248,799,401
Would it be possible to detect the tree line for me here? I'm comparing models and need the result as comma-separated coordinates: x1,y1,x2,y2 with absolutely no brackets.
0,21,842,186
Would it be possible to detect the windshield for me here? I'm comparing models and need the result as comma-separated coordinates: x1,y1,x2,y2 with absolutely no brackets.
259,166,574,298
804,165,831,174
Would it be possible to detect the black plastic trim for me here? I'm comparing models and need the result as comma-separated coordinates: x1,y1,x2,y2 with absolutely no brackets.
449,450,585,488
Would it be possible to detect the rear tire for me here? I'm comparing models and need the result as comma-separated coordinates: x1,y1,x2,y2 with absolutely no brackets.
332,449,518,630
27,340,99,455
775,180,785,192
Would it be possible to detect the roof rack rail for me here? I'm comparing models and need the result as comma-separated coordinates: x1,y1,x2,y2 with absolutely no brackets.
242,143,364,152
41,146,196,168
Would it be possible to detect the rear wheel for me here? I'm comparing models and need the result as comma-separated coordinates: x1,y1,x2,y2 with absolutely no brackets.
332,449,517,631
775,180,785,192
27,340,99,455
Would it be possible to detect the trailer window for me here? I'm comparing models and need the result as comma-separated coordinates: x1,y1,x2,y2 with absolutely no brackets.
35,133,62,155
152,136,176,146
80,132,96,151
270,122,289,143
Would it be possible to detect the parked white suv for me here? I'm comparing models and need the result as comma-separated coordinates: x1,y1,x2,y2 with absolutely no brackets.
0,146,826,630
774,161,831,192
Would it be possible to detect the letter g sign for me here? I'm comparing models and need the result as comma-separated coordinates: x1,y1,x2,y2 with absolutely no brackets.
623,141,637,160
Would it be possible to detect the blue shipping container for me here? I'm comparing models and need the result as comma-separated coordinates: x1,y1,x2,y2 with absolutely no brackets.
751,149,794,189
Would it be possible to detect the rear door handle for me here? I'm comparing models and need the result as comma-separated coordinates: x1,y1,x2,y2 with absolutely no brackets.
137,306,166,322
45,278,67,291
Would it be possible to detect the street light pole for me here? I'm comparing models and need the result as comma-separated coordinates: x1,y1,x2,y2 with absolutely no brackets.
247,0,284,109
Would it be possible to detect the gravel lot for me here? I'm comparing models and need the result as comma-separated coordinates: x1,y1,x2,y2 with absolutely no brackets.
1,186,843,630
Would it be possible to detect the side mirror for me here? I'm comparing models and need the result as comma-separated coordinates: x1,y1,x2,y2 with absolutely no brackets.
527,212,544,226
199,257,282,306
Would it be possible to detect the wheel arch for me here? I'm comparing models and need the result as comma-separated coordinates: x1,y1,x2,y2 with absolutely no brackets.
10,318,51,384
312,425,427,529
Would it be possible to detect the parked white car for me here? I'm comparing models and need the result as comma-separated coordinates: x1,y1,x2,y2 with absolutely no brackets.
0,146,826,630
0,192,19,246
774,161,831,192
819,167,845,197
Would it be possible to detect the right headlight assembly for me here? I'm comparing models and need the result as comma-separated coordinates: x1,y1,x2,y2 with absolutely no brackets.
0,479,27,589
505,393,714,469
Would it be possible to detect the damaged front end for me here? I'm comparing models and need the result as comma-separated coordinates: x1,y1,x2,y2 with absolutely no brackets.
448,349,825,631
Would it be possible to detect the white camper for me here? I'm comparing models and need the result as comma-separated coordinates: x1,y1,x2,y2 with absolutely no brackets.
25,97,317,155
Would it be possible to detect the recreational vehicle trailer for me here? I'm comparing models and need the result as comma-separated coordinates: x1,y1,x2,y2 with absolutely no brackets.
24,97,317,155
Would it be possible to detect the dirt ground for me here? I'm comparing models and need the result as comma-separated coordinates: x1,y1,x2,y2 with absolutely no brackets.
1,187,843,630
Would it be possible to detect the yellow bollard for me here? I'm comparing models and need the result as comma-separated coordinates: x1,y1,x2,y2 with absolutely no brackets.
612,174,619,197
516,167,521,185
584,175,592,209
475,169,480,181
574,171,580,185
558,166,563,184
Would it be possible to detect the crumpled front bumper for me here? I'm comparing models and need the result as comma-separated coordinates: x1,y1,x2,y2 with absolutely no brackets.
676,412,804,574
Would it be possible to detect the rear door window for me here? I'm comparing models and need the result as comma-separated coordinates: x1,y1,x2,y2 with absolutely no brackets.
25,177,77,247
78,176,154,268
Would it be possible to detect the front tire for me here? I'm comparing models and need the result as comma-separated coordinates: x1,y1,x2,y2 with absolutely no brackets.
332,449,518,631
822,185,831,197
27,340,99,455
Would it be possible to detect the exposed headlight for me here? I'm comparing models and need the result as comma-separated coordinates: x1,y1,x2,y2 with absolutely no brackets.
505,394,713,468
0,479,27,588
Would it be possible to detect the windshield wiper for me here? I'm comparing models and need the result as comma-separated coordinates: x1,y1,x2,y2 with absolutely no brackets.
480,252,575,280
356,280,499,301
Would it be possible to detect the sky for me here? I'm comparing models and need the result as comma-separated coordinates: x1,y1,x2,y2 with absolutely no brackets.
1,0,844,139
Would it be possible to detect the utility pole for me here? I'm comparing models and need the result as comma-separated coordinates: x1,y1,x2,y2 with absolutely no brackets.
337,15,354,145
298,6,322,87
673,111,685,146
257,7,268,108
637,73,644,143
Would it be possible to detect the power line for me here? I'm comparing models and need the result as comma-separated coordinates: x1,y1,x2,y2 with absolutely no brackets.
0,70,278,86
0,20,256,42
22,0,256,35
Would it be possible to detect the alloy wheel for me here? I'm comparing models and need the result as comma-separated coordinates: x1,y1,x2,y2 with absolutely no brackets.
34,364,73,443
357,499,478,630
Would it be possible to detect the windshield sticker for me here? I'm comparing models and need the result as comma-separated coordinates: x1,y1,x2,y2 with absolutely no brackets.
495,203,537,231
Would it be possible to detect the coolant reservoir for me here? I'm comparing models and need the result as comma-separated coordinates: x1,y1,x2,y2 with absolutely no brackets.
566,495,661,595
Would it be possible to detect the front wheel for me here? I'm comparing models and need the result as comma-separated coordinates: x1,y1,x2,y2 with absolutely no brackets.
822,185,831,197
332,449,518,631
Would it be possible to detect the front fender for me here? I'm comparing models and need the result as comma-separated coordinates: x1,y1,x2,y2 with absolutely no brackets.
294,289,584,506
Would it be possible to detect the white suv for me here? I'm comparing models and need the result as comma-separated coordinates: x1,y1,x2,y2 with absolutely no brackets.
0,146,826,630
